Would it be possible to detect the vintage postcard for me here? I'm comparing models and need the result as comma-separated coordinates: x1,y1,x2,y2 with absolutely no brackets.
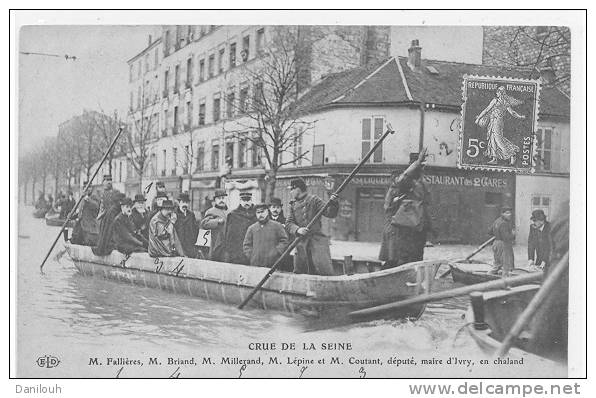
9,9,586,390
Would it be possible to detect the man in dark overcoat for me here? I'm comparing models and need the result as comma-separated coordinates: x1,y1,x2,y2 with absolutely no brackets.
243,203,289,267
285,178,339,275
527,209,553,270
174,192,200,258
111,197,147,255
223,190,256,265
71,182,100,246
92,192,125,256
130,193,149,241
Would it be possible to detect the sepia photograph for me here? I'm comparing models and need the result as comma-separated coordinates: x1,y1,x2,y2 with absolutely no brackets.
10,9,586,385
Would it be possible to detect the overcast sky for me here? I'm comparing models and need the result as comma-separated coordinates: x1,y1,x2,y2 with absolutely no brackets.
18,25,157,154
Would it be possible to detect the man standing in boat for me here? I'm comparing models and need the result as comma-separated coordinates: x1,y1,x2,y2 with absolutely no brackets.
488,206,516,276
148,199,186,257
243,202,289,268
199,189,229,262
111,197,148,254
71,182,100,246
97,175,121,221
286,178,339,275
527,209,553,271
92,192,126,255
379,149,431,269
174,192,200,258
223,190,257,264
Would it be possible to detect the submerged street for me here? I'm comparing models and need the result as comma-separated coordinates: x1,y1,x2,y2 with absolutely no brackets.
17,205,559,378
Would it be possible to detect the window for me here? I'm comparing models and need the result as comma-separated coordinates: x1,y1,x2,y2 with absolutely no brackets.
150,153,157,176
196,144,205,172
162,149,167,176
174,64,180,93
154,48,159,69
145,54,150,74
238,137,247,168
293,132,303,166
531,195,551,219
242,35,250,62
229,43,236,68
312,144,325,166
361,117,384,163
183,145,190,174
535,127,553,171
173,106,179,133
226,90,235,118
186,57,193,88
253,82,263,109
163,70,169,97
138,60,142,78
225,141,235,168
256,28,265,55
163,110,169,136
186,101,192,128
239,86,249,114
164,30,171,56
208,54,215,78
251,132,262,167
198,59,205,82
129,92,133,110
172,148,178,176
218,48,225,74
211,142,220,170
129,64,133,82
198,101,206,126
213,97,221,122
137,86,141,109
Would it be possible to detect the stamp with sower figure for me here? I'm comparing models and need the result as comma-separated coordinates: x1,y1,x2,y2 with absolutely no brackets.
458,75,541,173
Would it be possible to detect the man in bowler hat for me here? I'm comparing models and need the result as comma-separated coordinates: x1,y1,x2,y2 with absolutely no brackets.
528,209,553,270
199,189,229,261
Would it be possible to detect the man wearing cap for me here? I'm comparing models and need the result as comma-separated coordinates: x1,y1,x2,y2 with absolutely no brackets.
97,175,121,221
243,202,289,268
527,209,553,270
223,190,257,264
199,189,229,261
268,197,286,224
72,182,100,246
111,197,148,254
174,192,200,258
286,178,339,275
93,192,126,255
131,194,149,240
379,148,432,268
488,206,516,276
148,199,186,257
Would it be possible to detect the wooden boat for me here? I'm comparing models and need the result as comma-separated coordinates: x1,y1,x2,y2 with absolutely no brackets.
45,212,74,228
64,243,441,321
466,284,567,372
449,260,535,285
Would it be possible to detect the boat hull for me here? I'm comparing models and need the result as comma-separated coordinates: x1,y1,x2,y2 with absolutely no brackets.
65,243,441,321
450,261,532,285
45,214,74,228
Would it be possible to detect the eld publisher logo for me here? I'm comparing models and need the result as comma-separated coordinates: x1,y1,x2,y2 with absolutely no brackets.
37,355,60,368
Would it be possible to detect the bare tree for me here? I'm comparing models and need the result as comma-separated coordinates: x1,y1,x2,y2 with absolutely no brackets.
92,108,125,176
222,26,316,201
125,82,159,193
483,26,570,93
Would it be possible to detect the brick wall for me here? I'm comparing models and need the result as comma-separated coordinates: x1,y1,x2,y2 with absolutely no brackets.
483,26,570,95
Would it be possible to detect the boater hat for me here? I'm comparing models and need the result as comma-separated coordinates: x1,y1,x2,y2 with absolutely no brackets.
160,199,175,209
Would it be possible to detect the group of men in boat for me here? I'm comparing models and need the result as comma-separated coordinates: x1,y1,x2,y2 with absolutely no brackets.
66,147,555,276
69,174,340,275
34,191,76,219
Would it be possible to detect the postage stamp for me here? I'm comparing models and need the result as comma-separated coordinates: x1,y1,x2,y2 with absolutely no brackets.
458,75,541,173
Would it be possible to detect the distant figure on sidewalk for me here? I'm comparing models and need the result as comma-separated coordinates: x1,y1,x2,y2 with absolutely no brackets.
379,148,431,269
488,206,515,276
148,199,186,257
285,178,339,275
243,203,289,267
199,189,229,261
527,209,553,271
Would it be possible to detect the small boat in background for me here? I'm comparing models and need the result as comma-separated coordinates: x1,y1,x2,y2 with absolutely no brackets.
45,211,75,228
65,243,441,322
449,260,535,285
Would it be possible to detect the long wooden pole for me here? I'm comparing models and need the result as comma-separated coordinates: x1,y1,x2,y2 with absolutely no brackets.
495,252,569,357
349,271,543,320
238,125,397,309
40,127,124,272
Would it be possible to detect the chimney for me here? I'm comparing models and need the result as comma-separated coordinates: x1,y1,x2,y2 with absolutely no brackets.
408,39,422,70
148,35,152,46
539,66,556,85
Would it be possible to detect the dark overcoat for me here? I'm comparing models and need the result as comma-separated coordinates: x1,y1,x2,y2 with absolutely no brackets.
243,220,289,267
199,206,228,261
224,206,256,265
111,213,147,255
174,208,200,258
527,221,553,267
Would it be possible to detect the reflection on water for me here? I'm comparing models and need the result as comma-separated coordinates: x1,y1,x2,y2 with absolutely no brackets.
18,205,554,378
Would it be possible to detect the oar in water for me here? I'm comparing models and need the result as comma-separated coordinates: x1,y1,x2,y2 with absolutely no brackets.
349,271,543,320
437,236,496,279
495,252,568,357
238,124,397,310
39,127,124,272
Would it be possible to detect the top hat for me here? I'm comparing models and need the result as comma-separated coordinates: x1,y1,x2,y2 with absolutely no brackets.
160,199,175,209
119,197,133,207
214,189,227,198
269,197,283,207
530,209,546,221
178,192,190,202
289,178,307,191
133,194,145,203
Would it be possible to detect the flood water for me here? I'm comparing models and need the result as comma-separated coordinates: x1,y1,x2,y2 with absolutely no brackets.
16,205,564,378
